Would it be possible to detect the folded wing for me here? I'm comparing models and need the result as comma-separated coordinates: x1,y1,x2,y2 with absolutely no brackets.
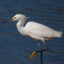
25,21,62,38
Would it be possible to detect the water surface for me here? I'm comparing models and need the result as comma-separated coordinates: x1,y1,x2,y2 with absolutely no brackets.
0,0,64,64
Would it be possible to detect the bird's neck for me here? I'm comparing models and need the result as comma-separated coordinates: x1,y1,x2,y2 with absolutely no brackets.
16,19,26,33
18,19,26,27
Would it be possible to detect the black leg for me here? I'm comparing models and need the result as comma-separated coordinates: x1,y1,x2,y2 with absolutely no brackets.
30,41,49,64
37,42,43,64
41,51,43,64
43,41,49,50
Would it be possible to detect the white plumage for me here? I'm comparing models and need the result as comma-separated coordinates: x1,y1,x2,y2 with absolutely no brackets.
11,14,62,43
3,14,63,61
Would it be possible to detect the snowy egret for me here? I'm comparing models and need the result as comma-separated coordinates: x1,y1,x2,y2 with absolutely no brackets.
3,14,62,60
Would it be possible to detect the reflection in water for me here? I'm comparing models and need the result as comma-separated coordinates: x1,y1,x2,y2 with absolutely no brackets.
0,0,64,64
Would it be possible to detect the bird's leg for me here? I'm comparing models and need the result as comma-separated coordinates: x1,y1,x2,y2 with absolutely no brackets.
43,41,49,50
30,41,49,61
30,42,43,62
37,42,43,64
37,42,41,50
30,42,41,60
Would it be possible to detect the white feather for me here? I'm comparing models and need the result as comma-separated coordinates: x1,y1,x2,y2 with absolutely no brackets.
12,14,62,42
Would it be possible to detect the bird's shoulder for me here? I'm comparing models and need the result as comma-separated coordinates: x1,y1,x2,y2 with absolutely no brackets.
25,21,46,28
25,21,53,30
25,21,38,26
24,21,57,38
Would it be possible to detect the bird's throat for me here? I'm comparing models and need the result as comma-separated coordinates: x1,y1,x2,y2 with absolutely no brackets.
16,19,26,34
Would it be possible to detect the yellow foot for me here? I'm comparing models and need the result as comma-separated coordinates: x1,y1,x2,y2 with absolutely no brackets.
30,51,36,61
30,49,48,61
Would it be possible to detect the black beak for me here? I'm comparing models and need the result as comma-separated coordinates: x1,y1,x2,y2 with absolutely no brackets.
2,19,13,24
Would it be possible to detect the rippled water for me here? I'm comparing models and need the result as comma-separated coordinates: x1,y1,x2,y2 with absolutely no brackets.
0,0,64,64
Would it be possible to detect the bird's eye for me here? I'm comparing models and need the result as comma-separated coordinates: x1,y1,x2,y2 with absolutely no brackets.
12,17,16,20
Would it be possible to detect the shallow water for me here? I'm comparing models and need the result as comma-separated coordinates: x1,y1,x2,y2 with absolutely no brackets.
0,0,64,64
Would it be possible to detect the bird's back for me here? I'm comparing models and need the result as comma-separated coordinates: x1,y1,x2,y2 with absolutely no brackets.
24,21,62,40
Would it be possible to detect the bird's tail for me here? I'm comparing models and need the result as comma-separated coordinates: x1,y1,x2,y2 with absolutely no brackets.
56,31,63,38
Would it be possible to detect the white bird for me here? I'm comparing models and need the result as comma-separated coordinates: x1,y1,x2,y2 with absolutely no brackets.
3,14,62,56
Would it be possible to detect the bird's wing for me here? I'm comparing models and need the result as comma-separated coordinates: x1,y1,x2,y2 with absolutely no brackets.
25,21,57,38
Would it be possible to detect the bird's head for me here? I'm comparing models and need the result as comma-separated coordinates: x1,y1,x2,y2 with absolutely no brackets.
2,14,29,23
12,14,27,21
